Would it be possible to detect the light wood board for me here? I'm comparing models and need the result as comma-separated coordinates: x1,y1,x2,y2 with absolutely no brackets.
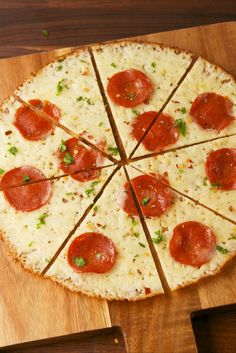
0,22,235,353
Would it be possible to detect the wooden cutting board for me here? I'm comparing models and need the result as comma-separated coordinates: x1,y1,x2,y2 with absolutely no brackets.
0,22,236,353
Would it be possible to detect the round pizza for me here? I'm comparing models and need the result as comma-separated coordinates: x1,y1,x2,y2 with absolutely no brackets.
0,41,235,301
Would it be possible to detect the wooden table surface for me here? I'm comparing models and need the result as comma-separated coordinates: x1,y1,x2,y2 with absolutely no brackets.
0,2,236,353
0,0,235,58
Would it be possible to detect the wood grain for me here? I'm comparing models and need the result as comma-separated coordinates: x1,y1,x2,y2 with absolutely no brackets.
0,22,236,353
0,241,111,347
0,0,235,57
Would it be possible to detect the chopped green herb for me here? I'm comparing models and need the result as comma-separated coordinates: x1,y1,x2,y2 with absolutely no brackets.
66,192,74,196
111,62,117,68
59,140,67,152
180,107,186,114
45,257,51,263
178,169,184,174
98,122,103,127
8,146,18,155
216,245,229,254
80,59,88,64
36,213,49,229
56,65,63,71
73,257,86,267
203,177,208,186
87,98,95,105
28,241,34,248
211,182,222,189
63,152,74,165
0,168,5,175
108,146,119,156
131,216,138,226
141,197,150,206
85,180,100,197
134,254,139,258
133,232,140,238
151,62,156,68
56,79,68,96
152,230,164,244
175,119,186,137
85,188,93,197
23,175,30,183
132,109,140,116
76,96,94,105
93,205,99,212
228,234,236,240
139,242,146,248
42,29,49,37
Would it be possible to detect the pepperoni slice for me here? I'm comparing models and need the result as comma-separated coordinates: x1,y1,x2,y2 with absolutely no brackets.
0,166,52,212
190,92,234,132
122,174,174,217
58,137,102,182
107,69,153,108
169,221,216,267
67,232,117,274
205,148,236,190
132,111,179,151
15,99,60,141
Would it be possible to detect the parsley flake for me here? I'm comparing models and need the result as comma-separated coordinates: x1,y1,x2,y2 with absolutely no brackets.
216,245,229,254
175,119,186,137
23,175,30,183
203,177,208,186
180,107,187,114
151,62,156,68
152,230,164,244
73,257,86,267
42,29,49,37
93,205,99,212
8,146,18,155
141,197,150,206
178,169,184,174
85,180,100,197
108,146,119,156
211,182,222,189
63,152,74,165
133,232,140,238
28,241,34,248
56,65,63,71
131,216,138,226
56,79,69,96
111,62,117,68
139,242,146,248
132,109,140,116
76,96,94,105
36,213,49,229
59,140,67,152
0,168,5,175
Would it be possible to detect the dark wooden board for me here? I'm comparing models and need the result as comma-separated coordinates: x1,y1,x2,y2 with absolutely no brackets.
0,0,235,58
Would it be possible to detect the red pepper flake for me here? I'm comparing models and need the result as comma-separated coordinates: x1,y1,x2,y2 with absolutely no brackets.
144,287,151,294
5,130,12,136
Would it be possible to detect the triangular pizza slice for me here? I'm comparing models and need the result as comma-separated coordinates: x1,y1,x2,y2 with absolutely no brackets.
0,96,113,188
14,48,119,159
92,41,193,157
45,168,163,300
126,166,236,291
0,165,116,273
133,57,236,158
131,136,236,223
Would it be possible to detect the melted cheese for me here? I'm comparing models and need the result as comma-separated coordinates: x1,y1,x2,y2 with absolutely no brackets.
127,165,236,290
46,168,163,300
0,166,115,273
134,57,236,157
92,41,192,156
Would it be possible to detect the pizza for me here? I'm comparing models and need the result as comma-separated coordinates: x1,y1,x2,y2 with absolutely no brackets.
0,40,235,301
